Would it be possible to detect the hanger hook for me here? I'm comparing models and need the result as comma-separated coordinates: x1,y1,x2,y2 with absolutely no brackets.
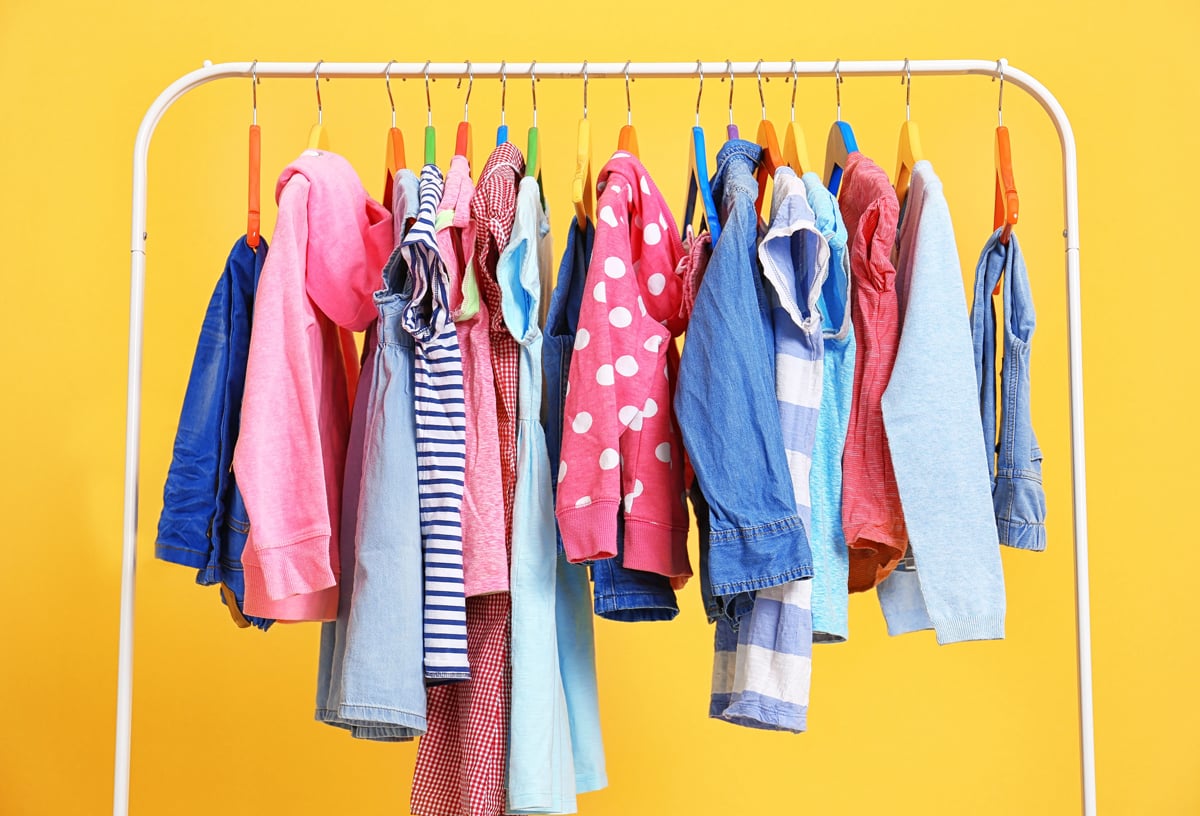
993,58,1006,127
756,59,767,121
580,59,590,119
457,60,473,121
902,58,912,121
385,60,397,128
835,57,844,121
725,59,735,127
788,59,798,122
424,61,433,127
314,60,324,125
499,60,507,126
250,59,259,126
624,61,633,127
530,60,538,127
695,60,704,127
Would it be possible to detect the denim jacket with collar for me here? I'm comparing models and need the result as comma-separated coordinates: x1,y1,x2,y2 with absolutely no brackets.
970,229,1047,551
156,236,272,629
675,140,813,621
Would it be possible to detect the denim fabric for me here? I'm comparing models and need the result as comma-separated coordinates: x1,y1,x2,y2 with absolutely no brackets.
313,251,426,738
971,230,1047,551
676,140,812,620
156,235,272,630
543,217,679,623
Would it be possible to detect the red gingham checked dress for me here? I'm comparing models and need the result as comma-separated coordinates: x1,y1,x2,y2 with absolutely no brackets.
412,143,525,816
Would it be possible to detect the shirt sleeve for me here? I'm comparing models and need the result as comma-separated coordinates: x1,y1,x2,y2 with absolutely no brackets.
555,175,668,564
233,176,338,600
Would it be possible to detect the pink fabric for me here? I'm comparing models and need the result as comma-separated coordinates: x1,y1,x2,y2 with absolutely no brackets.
234,149,393,622
412,143,525,816
837,152,909,593
437,155,508,598
555,152,691,579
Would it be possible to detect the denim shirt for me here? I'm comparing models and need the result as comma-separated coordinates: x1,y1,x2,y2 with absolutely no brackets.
156,236,272,630
970,230,1047,551
675,140,813,621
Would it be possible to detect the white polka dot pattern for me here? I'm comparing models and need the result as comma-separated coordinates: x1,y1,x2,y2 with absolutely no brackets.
596,364,615,386
609,307,632,328
615,355,638,377
572,412,593,433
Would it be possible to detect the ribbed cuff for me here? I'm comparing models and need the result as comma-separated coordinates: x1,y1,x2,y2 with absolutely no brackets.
623,518,691,577
254,533,336,600
931,613,1006,645
557,501,619,564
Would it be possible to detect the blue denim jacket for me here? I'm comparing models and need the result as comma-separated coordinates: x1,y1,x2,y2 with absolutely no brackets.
676,140,813,622
543,218,679,622
156,236,272,629
970,230,1047,551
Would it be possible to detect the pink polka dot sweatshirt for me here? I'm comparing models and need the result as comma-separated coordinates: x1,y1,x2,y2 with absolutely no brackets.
555,152,692,580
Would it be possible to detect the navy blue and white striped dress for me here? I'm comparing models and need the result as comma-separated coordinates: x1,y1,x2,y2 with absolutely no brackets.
401,165,471,682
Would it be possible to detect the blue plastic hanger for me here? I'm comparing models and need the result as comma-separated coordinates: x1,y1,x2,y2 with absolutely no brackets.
495,61,509,145
683,62,721,243
824,60,859,196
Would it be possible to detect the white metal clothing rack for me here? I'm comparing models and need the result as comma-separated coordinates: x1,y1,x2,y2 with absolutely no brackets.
117,59,1092,816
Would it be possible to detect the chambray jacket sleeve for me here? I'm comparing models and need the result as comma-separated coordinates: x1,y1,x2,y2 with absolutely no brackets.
675,185,811,598
233,176,338,599
555,179,669,564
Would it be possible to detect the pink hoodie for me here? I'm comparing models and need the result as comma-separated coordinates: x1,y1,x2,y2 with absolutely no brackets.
235,150,394,622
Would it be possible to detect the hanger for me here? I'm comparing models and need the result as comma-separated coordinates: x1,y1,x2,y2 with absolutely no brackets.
247,61,262,250
894,59,925,211
526,61,541,180
783,60,812,174
722,60,739,139
754,60,784,215
306,60,330,150
683,60,721,244
455,61,474,167
617,61,639,156
572,62,594,225
824,59,859,195
382,61,407,211
993,60,1019,293
423,62,437,166
495,61,509,146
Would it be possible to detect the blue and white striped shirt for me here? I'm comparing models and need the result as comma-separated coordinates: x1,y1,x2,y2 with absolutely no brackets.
401,165,470,682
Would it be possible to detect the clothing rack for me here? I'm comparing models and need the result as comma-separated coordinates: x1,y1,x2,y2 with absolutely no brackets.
118,58,1092,816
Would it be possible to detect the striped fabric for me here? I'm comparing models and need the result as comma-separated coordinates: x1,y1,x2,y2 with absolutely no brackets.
401,164,470,683
710,169,827,733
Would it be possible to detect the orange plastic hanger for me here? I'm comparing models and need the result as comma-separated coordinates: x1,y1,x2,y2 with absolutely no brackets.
894,60,925,211
572,63,594,225
247,62,261,250
306,60,331,150
782,60,812,175
455,62,474,167
382,62,407,211
993,62,1019,293
617,61,639,156
753,61,784,215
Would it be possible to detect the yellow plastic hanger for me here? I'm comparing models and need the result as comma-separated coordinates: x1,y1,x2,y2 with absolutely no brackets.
617,61,639,156
306,60,331,150
382,61,407,211
782,60,811,174
894,60,925,211
571,63,593,225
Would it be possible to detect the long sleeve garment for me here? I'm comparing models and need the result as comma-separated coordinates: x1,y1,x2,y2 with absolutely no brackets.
438,154,509,597
676,140,811,622
412,142,525,816
235,150,394,622
709,168,822,733
500,176,578,815
970,230,1048,552
837,151,908,594
400,165,472,682
802,171,855,643
316,169,422,740
156,235,271,630
555,151,691,580
875,160,1006,644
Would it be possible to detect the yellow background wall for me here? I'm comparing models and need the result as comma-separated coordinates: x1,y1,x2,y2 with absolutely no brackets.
2,1,1197,813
